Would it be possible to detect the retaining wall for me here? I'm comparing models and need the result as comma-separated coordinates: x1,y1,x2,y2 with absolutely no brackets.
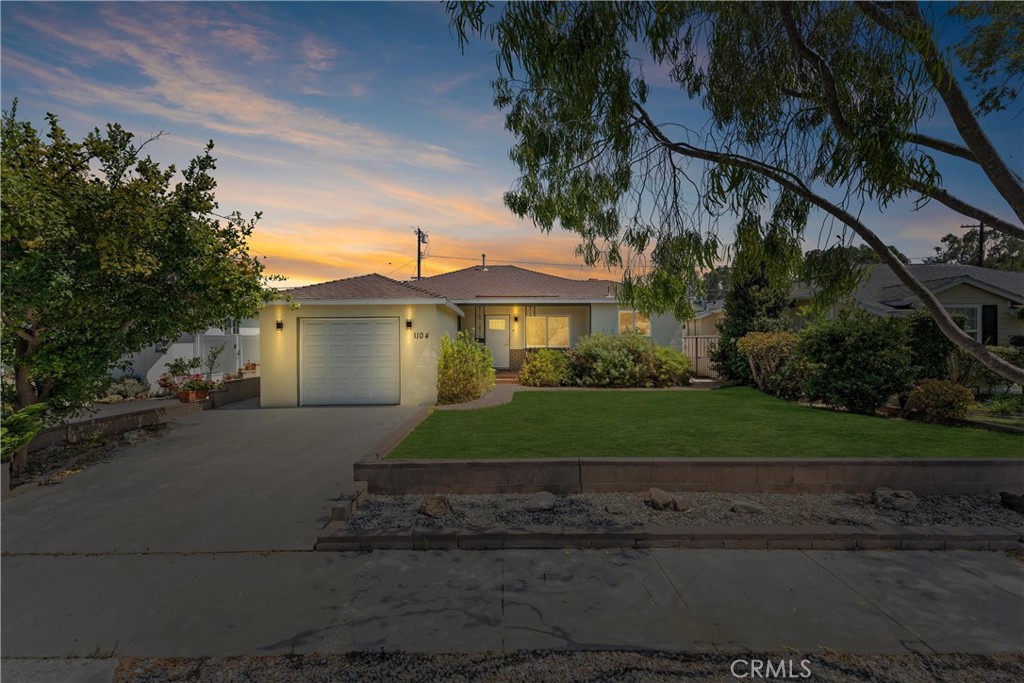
353,457,1024,496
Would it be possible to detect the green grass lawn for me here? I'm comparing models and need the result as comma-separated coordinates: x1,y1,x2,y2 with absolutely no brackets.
389,387,1023,459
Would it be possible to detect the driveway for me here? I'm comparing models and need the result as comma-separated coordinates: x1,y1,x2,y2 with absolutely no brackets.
1,399,421,553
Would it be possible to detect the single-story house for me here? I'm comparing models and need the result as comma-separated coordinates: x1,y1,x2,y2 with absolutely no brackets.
792,264,1024,344
259,265,681,407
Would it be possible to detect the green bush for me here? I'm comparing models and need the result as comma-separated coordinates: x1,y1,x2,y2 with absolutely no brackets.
800,312,914,414
735,331,800,394
96,376,150,403
979,394,1024,416
437,332,496,404
1,403,48,463
518,349,571,387
652,346,691,387
904,310,958,382
569,332,656,387
953,346,1024,394
903,379,975,423
770,352,813,401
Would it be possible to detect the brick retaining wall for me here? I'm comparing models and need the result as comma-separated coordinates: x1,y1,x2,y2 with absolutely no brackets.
354,458,1024,496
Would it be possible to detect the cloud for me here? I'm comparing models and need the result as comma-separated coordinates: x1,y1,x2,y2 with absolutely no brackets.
3,6,467,171
299,35,338,72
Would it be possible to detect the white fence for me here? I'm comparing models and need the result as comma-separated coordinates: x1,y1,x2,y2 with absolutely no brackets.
681,335,719,379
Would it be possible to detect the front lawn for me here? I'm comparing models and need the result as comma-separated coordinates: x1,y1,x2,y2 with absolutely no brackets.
389,387,1022,459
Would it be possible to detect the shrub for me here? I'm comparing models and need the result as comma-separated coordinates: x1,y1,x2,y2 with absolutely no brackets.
800,312,913,414
1,403,48,463
96,376,150,403
652,346,691,387
771,353,813,401
569,332,656,387
709,266,789,383
518,349,570,387
979,394,1024,416
953,345,1024,394
736,331,799,393
437,331,495,404
904,310,958,382
903,379,975,423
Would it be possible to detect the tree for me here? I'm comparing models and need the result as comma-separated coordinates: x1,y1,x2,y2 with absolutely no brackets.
925,228,1024,270
805,244,910,269
448,1,1024,385
710,262,789,383
1,104,276,469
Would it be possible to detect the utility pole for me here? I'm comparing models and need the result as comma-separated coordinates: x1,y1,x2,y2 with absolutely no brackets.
960,222,985,267
413,227,428,279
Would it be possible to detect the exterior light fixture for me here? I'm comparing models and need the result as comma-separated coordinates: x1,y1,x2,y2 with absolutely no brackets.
406,319,413,329
513,315,519,323
276,320,284,331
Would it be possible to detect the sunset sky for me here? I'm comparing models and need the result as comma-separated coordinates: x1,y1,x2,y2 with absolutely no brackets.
2,2,1019,287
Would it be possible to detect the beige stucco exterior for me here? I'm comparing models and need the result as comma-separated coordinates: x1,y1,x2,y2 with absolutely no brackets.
259,302,459,407
922,283,1023,345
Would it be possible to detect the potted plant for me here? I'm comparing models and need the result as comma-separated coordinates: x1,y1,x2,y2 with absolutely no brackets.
176,375,219,403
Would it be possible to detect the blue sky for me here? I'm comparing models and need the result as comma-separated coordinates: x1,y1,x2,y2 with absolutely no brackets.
2,2,1020,287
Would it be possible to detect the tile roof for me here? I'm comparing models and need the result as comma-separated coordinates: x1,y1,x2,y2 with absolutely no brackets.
418,265,620,301
283,273,445,300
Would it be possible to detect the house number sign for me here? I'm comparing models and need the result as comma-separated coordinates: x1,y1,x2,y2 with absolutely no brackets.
413,332,429,339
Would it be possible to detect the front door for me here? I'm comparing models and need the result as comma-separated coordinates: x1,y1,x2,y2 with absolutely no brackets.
485,315,510,369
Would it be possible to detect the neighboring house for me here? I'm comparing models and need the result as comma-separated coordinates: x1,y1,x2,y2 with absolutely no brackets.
791,264,1024,344
258,265,681,407
121,318,260,388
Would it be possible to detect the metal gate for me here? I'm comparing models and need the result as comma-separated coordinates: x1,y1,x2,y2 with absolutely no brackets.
682,335,719,379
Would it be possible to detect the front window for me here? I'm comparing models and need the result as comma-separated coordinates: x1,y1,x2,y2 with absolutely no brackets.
526,316,570,348
618,310,651,336
945,307,979,341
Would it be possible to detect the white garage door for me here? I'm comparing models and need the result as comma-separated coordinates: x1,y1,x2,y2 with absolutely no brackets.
300,318,400,405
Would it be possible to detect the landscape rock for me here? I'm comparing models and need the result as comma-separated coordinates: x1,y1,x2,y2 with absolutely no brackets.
872,487,918,512
730,499,765,514
999,492,1024,515
647,485,688,511
121,429,148,444
526,491,558,512
419,495,454,519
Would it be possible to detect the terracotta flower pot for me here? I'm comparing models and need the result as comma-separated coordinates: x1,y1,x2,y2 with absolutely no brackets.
177,390,198,403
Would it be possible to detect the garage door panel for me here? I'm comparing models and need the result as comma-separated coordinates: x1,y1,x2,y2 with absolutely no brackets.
300,318,400,405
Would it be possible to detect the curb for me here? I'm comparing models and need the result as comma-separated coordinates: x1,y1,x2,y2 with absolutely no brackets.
315,522,1024,552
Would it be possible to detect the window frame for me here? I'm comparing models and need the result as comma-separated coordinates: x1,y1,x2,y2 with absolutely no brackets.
618,310,651,336
526,315,571,348
944,305,981,342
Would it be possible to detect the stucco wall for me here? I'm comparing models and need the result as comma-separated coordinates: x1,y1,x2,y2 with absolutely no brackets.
260,303,458,407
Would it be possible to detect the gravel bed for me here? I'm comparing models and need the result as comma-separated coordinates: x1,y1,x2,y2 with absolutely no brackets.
346,492,1023,530
115,652,1024,683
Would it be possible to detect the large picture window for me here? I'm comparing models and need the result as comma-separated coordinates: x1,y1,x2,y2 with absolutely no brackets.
526,316,570,348
618,310,651,336
945,306,979,341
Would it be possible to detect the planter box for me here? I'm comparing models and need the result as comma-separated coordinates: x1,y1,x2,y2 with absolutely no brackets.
177,389,210,403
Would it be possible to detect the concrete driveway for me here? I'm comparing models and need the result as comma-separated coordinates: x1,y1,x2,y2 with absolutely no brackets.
1,399,421,553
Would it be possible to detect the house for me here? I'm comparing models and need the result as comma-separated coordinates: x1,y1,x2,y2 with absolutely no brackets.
258,265,681,407
791,264,1024,344
120,318,260,388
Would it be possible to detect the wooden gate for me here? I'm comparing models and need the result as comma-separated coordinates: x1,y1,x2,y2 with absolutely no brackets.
681,335,719,379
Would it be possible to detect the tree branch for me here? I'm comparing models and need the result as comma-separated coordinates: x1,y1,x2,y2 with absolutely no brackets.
907,180,1024,240
856,0,1024,223
632,102,1024,385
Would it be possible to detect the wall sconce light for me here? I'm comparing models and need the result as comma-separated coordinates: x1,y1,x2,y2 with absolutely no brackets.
513,315,519,322
406,318,413,329
276,320,284,331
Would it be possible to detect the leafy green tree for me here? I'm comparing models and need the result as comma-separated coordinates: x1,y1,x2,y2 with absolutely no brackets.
805,244,910,269
924,228,1024,270
448,1,1024,385
710,261,789,383
1,104,275,468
